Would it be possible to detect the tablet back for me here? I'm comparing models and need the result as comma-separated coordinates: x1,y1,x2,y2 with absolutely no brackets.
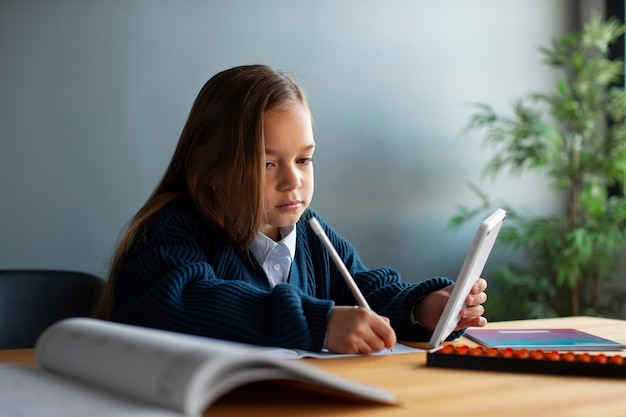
428,208,506,349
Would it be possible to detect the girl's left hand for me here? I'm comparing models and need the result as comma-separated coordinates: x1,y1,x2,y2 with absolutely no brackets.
412,278,488,331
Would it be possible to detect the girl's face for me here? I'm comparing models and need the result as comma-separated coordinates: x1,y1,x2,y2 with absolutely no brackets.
260,102,315,241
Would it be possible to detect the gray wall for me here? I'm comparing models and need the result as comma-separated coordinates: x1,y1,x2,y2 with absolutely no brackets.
1,1,575,282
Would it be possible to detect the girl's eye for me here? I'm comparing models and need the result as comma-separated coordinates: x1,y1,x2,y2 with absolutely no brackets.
265,158,313,169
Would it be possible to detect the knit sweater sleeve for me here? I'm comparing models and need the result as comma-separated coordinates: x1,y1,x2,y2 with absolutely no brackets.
112,200,333,351
306,212,464,342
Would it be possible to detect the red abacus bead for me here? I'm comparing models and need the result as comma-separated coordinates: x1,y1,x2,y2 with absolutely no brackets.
499,347,515,358
515,349,530,359
561,352,576,362
608,356,624,365
545,351,560,361
485,347,499,356
455,345,470,355
576,353,592,363
470,346,485,356
593,354,608,364
530,350,545,360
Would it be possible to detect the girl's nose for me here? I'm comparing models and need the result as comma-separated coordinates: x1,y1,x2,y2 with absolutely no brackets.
279,165,301,191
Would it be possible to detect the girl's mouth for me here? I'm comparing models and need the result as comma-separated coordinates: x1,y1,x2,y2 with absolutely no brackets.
278,201,302,211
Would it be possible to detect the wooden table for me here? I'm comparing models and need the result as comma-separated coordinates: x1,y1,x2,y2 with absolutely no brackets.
1,316,625,416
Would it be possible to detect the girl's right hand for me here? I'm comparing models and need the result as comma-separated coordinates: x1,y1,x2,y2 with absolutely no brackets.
324,306,397,354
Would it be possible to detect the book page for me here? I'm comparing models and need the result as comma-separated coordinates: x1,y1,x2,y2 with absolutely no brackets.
35,318,261,413
256,342,424,359
0,364,183,417
184,351,397,414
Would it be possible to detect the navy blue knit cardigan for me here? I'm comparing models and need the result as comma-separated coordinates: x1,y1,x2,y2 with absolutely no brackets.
112,196,460,351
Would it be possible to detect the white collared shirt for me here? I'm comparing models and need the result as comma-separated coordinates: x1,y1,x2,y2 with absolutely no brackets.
250,226,297,287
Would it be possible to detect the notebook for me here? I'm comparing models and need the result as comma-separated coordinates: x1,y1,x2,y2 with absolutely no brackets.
465,328,626,351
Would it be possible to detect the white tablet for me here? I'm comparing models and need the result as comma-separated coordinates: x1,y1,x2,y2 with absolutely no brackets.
428,208,506,349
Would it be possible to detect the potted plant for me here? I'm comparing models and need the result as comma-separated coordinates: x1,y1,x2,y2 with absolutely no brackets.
452,12,626,319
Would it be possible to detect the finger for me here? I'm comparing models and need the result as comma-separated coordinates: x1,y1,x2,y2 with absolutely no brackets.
362,323,396,354
458,315,487,329
473,278,487,293
461,304,485,319
466,291,487,306
359,335,386,354
456,312,487,330
370,315,397,349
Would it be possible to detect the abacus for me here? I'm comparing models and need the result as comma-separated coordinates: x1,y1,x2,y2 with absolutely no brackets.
426,344,626,378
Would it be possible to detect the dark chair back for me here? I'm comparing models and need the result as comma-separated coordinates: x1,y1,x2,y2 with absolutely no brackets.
0,269,105,349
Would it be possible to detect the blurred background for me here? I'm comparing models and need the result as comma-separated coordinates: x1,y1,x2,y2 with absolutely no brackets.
1,1,617,316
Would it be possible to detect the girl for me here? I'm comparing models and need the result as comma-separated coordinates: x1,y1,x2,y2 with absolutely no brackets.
93,64,487,354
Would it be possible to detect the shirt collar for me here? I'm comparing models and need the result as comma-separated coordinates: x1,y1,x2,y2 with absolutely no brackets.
250,225,297,265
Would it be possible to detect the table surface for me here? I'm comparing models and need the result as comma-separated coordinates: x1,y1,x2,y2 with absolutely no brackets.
1,316,625,417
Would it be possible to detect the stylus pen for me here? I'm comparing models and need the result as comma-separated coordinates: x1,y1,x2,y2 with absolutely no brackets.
308,217,372,310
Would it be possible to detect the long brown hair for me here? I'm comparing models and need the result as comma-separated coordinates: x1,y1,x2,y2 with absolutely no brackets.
93,65,309,319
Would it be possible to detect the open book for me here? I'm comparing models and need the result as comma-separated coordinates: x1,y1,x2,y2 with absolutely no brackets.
0,318,396,417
